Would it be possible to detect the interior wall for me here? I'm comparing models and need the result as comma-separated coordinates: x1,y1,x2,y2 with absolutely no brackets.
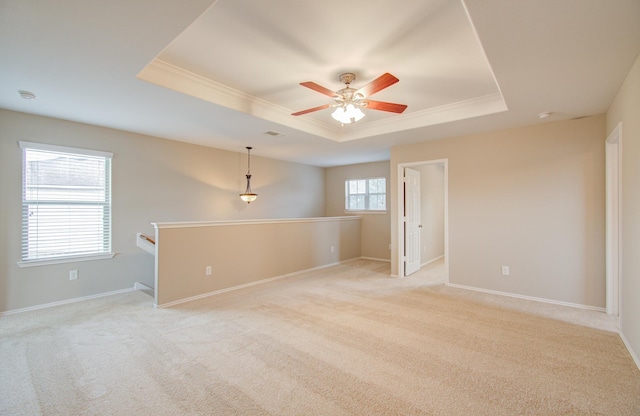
325,161,391,261
0,109,325,313
607,52,640,365
391,115,606,308
415,164,445,264
155,217,361,306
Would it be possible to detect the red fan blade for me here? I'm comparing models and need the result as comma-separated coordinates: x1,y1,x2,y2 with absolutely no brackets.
291,104,331,116
364,100,407,113
300,82,339,98
355,73,399,97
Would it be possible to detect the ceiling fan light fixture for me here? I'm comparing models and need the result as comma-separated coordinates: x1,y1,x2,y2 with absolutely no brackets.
348,105,365,122
331,104,365,124
331,106,346,122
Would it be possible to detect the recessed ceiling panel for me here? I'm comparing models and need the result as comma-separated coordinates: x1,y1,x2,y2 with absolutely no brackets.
138,0,505,141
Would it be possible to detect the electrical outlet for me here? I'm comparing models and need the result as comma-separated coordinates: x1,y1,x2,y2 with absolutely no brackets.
69,270,78,280
501,266,510,276
205,266,212,276
330,246,335,253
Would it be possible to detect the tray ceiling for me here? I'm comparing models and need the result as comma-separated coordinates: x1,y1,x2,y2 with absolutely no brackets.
138,0,506,142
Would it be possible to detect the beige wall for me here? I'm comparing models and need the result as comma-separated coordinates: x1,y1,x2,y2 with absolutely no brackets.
155,217,361,306
0,110,325,313
415,163,445,264
391,115,606,307
607,52,640,365
325,161,391,261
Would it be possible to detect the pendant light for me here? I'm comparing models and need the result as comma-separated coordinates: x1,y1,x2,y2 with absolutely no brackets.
239,146,258,203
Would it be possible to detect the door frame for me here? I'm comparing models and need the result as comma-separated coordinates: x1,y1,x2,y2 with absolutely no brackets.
605,122,622,316
396,159,449,280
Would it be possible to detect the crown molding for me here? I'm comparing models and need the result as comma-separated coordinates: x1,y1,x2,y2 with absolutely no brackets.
340,92,508,142
137,59,340,141
138,59,507,143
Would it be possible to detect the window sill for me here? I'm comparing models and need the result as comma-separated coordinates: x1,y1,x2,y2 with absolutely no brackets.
17,252,116,268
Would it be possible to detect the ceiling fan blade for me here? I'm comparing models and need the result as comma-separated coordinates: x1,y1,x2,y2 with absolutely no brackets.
355,73,399,97
300,82,339,98
364,100,407,113
291,104,331,116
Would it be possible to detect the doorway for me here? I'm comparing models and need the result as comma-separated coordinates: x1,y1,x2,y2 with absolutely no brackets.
396,159,449,280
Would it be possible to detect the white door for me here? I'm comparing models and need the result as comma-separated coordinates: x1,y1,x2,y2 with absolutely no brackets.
405,168,421,276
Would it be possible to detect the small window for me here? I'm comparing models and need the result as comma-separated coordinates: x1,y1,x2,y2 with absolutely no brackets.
345,177,386,212
19,141,113,265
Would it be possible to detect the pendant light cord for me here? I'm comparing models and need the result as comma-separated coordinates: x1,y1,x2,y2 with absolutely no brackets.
246,147,251,175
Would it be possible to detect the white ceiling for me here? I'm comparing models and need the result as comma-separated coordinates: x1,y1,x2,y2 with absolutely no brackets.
1,0,639,167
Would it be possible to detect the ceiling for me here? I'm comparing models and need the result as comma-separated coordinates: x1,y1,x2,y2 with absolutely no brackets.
1,0,639,167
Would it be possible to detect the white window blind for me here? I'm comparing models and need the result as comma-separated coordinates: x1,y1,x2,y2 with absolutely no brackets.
19,141,113,264
345,177,386,211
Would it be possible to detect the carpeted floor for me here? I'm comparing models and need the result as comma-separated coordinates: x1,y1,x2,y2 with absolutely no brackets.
1,259,639,415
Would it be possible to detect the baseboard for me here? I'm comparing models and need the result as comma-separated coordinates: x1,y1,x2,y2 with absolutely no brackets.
446,283,607,313
0,287,137,316
134,282,154,297
361,256,391,263
155,258,359,309
155,275,292,309
619,331,640,371
421,255,444,267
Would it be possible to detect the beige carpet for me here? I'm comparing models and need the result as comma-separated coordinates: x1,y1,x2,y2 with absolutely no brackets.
1,259,639,415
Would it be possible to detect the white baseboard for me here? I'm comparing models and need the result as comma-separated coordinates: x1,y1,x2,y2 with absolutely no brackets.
155,258,360,309
421,255,444,268
134,282,154,291
0,287,137,316
134,282,155,297
619,331,640,371
156,275,291,309
446,283,607,313
361,256,391,263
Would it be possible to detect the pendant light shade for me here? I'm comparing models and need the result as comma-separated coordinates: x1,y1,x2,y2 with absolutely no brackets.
239,146,257,203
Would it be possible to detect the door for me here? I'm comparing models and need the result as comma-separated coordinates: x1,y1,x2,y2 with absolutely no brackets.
404,167,421,276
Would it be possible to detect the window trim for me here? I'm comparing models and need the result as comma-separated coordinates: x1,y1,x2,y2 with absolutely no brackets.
17,141,115,266
19,141,113,159
17,253,116,268
344,177,387,213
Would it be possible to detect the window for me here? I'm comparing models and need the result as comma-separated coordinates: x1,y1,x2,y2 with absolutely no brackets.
345,177,386,212
19,141,113,265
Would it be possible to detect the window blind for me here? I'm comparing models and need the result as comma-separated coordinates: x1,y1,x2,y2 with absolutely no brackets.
345,177,386,211
19,141,113,263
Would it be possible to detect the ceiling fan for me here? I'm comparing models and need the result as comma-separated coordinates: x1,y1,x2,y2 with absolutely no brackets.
291,72,407,124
